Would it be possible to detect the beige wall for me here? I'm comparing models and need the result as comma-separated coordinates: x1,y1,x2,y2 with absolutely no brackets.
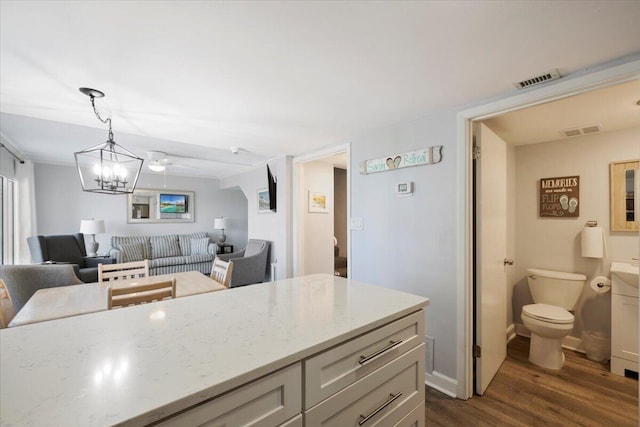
512,126,640,340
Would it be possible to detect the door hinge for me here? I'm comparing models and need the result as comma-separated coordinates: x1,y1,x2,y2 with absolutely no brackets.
474,345,481,358
472,145,480,160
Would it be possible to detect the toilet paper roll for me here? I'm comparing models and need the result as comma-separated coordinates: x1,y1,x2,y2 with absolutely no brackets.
590,276,611,293
582,226,605,258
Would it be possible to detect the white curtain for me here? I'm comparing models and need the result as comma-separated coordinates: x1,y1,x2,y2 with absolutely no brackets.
16,160,37,264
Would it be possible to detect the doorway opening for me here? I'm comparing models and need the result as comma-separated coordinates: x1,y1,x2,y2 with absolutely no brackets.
459,60,640,399
293,146,350,277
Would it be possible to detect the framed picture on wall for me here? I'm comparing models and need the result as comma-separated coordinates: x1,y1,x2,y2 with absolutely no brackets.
257,188,271,213
308,191,328,213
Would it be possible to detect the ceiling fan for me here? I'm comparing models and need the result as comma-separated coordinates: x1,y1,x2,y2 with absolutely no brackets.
145,149,256,173
146,151,172,172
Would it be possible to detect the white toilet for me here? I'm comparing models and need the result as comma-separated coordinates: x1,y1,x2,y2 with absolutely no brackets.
521,268,586,370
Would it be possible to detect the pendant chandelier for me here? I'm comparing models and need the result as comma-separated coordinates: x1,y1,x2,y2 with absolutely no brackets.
74,87,143,194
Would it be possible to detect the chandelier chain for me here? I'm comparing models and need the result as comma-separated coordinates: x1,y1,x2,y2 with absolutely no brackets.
89,95,114,141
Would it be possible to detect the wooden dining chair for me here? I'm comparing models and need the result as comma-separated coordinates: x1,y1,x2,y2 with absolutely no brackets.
0,279,16,328
98,259,150,283
108,278,176,309
210,257,234,288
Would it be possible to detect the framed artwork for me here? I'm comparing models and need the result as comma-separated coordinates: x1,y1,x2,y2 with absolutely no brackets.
539,175,580,218
308,191,328,213
257,188,271,213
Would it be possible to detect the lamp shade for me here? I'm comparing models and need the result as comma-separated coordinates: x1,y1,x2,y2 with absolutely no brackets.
214,217,227,230
80,219,105,235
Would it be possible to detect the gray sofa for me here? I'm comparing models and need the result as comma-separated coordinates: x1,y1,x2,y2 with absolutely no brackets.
217,239,270,287
0,264,83,313
109,232,217,275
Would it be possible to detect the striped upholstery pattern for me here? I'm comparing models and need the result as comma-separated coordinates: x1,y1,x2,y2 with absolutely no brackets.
190,237,209,255
118,242,145,263
150,235,180,259
150,256,186,268
178,232,209,256
184,254,213,264
109,232,214,276
111,236,152,263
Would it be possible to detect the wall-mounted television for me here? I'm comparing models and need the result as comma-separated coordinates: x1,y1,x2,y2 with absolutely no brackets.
267,165,277,212
159,193,187,213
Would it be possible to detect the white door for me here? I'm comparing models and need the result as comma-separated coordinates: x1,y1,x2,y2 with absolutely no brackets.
475,123,508,395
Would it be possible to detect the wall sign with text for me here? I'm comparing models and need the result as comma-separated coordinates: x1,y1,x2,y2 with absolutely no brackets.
360,146,443,175
539,175,580,218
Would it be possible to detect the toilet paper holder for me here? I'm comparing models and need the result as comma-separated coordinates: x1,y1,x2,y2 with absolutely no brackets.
586,220,598,227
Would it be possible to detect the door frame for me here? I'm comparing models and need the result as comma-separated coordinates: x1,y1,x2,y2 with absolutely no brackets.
456,56,640,399
292,143,351,277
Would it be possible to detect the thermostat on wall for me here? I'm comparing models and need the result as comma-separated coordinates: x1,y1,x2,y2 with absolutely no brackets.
396,182,413,195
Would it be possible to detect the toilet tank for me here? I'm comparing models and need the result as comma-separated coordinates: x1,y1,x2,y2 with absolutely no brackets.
527,268,587,310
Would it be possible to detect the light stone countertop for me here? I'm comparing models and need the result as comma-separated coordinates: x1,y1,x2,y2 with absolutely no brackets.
0,274,429,427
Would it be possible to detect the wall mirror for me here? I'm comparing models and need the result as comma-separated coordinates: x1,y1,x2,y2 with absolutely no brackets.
127,189,195,223
610,160,639,231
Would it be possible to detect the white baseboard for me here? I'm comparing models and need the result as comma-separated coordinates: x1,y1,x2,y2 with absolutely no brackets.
506,324,516,343
514,323,585,354
426,370,457,398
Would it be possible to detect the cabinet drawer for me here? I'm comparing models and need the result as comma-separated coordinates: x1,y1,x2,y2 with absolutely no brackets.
305,343,425,427
156,363,301,427
305,310,424,409
394,403,425,427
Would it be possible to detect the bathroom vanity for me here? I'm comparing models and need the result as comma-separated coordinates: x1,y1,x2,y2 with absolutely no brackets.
610,262,639,377
0,274,429,426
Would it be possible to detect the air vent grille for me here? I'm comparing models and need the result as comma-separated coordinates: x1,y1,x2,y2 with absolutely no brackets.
561,124,602,138
513,69,561,89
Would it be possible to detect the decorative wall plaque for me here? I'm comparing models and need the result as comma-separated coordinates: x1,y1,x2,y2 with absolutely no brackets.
360,146,442,175
539,175,580,217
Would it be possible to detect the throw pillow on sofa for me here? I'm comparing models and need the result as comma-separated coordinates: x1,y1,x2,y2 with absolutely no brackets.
191,237,209,255
118,242,145,262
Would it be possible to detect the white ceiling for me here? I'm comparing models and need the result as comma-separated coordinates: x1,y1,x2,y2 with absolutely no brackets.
484,79,640,145
1,1,640,178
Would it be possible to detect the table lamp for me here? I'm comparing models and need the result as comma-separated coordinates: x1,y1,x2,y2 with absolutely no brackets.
80,219,105,257
214,217,227,244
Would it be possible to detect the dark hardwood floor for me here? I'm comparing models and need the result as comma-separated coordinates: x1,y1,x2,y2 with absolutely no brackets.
425,336,638,426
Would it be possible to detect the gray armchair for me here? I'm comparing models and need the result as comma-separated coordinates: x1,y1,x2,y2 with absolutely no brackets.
0,264,82,313
27,233,112,282
217,239,270,287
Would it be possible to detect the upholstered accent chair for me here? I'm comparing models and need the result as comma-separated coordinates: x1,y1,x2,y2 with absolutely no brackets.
216,239,270,287
27,233,112,282
0,264,83,313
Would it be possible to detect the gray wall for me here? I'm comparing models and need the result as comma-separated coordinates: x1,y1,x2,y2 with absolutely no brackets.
350,109,458,380
512,126,640,340
33,163,248,257
220,156,292,281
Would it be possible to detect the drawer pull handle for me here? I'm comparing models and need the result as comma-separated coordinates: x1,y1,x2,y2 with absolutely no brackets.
358,392,403,425
359,339,403,365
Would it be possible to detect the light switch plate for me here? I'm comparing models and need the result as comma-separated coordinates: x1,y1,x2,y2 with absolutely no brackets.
350,217,363,230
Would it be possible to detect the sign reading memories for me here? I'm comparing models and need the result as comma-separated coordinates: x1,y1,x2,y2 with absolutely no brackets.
539,175,580,217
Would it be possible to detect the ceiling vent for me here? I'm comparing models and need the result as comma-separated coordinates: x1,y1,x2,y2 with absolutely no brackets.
560,124,602,138
513,69,561,89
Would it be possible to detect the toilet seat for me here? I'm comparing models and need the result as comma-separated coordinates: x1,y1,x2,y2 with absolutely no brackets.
522,303,573,324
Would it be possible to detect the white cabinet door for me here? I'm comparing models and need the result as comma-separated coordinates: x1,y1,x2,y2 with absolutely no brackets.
612,294,638,362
